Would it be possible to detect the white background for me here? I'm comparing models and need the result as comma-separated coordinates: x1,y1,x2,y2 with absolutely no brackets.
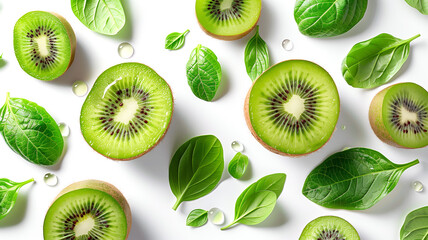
0,0,427,239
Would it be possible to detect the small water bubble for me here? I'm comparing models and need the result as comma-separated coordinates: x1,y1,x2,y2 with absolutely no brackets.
72,81,88,97
282,39,293,51
412,181,424,192
208,208,225,225
44,173,58,187
58,122,70,137
341,125,346,130
231,141,244,152
118,42,134,59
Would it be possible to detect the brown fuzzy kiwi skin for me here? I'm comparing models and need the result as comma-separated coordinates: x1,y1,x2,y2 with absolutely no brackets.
50,12,76,73
243,60,339,157
53,180,132,239
196,5,262,41
369,84,408,148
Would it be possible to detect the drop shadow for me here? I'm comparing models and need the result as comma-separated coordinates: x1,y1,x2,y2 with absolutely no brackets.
0,59,7,68
0,187,32,227
54,43,91,86
213,66,230,101
128,214,155,240
252,204,288,228
111,0,133,41
258,0,276,40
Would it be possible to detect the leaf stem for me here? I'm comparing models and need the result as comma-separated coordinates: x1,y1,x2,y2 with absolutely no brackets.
172,198,182,211
20,178,35,186
184,29,190,36
406,34,421,43
402,159,419,169
220,220,238,230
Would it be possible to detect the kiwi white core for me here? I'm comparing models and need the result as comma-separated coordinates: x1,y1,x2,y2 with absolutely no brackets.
74,216,95,237
220,0,233,10
400,106,418,124
35,35,50,57
283,95,306,120
115,98,139,124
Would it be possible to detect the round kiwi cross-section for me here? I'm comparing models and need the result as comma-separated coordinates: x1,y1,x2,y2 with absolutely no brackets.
13,11,76,81
195,0,262,40
80,63,173,160
369,82,428,148
43,180,131,240
299,216,360,240
244,60,340,156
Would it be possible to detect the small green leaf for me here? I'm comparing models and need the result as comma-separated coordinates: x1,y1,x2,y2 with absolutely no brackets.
186,209,208,227
165,30,189,50
0,178,34,220
244,26,269,81
169,135,224,210
186,44,222,101
400,206,428,240
342,33,420,88
303,147,419,210
0,53,3,59
405,0,428,15
71,0,125,35
0,93,64,165
228,152,249,179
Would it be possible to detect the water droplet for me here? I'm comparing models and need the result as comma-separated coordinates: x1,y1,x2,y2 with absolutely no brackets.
231,141,244,152
72,81,88,97
282,39,293,51
208,208,225,225
44,173,58,187
412,181,424,192
118,42,134,59
341,125,346,130
58,122,70,137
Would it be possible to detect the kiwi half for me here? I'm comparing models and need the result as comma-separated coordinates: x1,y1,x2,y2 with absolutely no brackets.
299,216,360,240
43,180,132,240
81,63,173,160
369,82,428,148
195,0,262,40
13,11,76,81
244,60,340,156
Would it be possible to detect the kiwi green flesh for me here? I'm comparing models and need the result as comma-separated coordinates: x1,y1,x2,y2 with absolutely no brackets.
196,0,261,38
299,216,360,240
382,83,428,148
81,63,173,160
13,11,72,81
43,188,127,240
248,60,339,155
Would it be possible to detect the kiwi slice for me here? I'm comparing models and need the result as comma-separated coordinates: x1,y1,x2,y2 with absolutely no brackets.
13,11,76,81
369,82,428,148
80,63,173,160
195,0,262,40
299,216,360,240
244,60,340,156
43,180,132,240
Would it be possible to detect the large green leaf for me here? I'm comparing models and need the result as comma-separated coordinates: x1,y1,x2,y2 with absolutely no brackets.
294,0,368,37
186,44,222,101
244,26,269,81
401,206,428,240
0,178,34,220
169,135,224,210
342,33,420,89
303,148,419,210
0,94,64,165
405,0,428,15
71,0,125,35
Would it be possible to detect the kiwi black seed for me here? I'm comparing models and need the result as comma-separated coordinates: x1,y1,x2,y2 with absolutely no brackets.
14,11,76,81
299,216,360,240
196,0,262,40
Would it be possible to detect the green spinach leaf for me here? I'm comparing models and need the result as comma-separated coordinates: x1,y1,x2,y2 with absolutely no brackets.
294,0,368,37
0,93,64,165
186,209,208,227
165,30,189,50
406,0,428,15
244,26,269,81
400,206,428,240
0,178,34,220
169,135,224,210
228,152,249,179
71,0,125,35
221,173,286,230
342,33,420,89
303,148,419,210
186,44,222,101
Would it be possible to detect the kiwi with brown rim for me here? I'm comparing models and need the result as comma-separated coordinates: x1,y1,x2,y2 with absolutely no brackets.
43,180,132,240
244,60,340,156
299,216,360,240
369,82,428,148
195,0,262,40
